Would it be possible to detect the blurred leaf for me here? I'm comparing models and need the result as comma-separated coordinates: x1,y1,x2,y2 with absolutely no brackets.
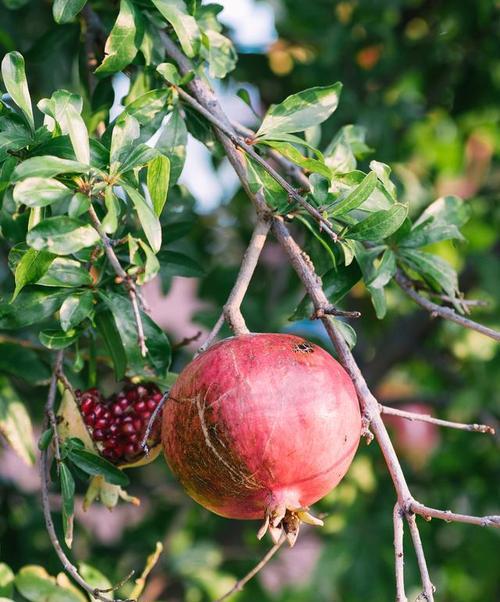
0,563,14,598
203,30,237,79
13,177,72,208
39,329,79,349
95,0,143,75
329,171,378,217
157,62,182,85
324,124,372,173
0,116,32,162
59,462,75,548
129,542,163,600
59,291,94,331
158,249,204,278
15,566,82,602
0,343,50,384
399,248,459,301
12,156,88,180
257,83,342,138
53,0,87,23
123,184,162,252
27,217,100,255
0,376,36,465
101,186,120,234
38,429,53,451
95,308,127,380
78,565,112,602
1,52,34,130
68,193,90,218
12,248,55,300
67,448,129,486
147,154,170,216
367,284,387,319
368,249,396,288
348,204,407,241
156,108,187,185
151,0,200,58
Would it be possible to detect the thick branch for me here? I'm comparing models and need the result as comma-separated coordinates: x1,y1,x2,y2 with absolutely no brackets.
380,405,495,435
88,205,148,356
395,270,500,341
214,535,286,602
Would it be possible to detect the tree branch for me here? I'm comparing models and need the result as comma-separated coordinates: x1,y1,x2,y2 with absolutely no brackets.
393,504,407,602
380,404,495,434
395,270,500,341
88,205,148,356
406,513,435,601
40,353,134,602
214,535,286,602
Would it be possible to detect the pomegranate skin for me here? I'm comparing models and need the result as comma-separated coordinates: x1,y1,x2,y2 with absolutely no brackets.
163,333,361,520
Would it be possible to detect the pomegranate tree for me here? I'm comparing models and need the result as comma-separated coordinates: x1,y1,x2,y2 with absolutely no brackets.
162,333,361,545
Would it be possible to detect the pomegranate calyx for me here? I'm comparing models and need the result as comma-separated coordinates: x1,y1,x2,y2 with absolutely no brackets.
258,505,324,547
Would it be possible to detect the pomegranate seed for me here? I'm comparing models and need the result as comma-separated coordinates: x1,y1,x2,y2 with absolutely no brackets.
109,424,119,435
94,418,108,430
126,390,138,402
119,396,129,409
133,418,143,432
134,400,146,413
93,429,105,441
121,422,135,435
104,437,117,449
146,399,157,411
142,411,152,421
128,434,138,443
124,443,136,457
111,402,123,416
153,393,163,402
80,398,94,415
84,412,96,427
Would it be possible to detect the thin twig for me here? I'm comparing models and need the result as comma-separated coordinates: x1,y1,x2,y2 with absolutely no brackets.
198,218,271,352
393,504,407,602
380,405,495,434
406,513,435,601
409,501,500,528
88,205,148,356
40,353,135,602
214,535,286,602
395,270,500,342
172,331,203,350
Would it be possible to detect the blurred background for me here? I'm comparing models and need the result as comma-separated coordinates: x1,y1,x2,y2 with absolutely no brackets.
1,0,499,600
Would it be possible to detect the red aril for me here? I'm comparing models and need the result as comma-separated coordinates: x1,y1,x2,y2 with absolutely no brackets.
162,333,361,544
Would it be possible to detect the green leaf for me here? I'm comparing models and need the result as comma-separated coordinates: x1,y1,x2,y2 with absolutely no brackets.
334,319,357,349
15,566,83,602
116,143,158,175
369,160,397,199
129,238,160,285
0,115,32,162
110,113,140,166
203,30,237,79
67,448,129,486
13,177,72,207
324,124,372,174
0,376,36,465
291,262,362,321
78,565,112,602
399,249,459,301
1,52,34,130
95,309,127,380
368,284,387,319
12,248,55,300
38,258,93,287
12,156,88,180
39,329,79,349
402,196,469,248
59,462,75,548
368,249,396,289
101,186,121,234
246,158,289,212
52,90,90,164
158,250,204,278
27,216,100,255
157,62,182,85
0,343,50,384
147,154,170,216
95,0,143,74
68,192,90,218
100,291,171,377
0,564,14,598
256,83,342,138
348,204,408,241
0,289,67,329
60,291,94,331
53,0,87,23
38,428,54,451
156,108,187,185
329,171,378,217
123,184,162,253
151,0,200,58
259,139,331,179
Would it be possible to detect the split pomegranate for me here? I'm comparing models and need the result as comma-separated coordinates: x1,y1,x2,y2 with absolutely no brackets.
74,382,164,465
162,333,361,544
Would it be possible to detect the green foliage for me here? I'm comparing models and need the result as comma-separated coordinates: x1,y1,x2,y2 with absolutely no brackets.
0,1,498,601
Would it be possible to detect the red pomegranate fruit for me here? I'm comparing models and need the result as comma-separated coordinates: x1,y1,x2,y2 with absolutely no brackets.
162,333,361,545
70,382,164,466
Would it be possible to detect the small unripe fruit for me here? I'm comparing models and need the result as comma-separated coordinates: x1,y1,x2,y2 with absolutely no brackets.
162,333,361,545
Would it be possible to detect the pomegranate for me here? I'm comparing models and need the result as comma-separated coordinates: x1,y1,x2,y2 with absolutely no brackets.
59,382,164,467
162,333,361,545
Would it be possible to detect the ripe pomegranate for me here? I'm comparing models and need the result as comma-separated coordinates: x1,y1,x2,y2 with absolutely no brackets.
162,333,361,545
59,382,164,467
